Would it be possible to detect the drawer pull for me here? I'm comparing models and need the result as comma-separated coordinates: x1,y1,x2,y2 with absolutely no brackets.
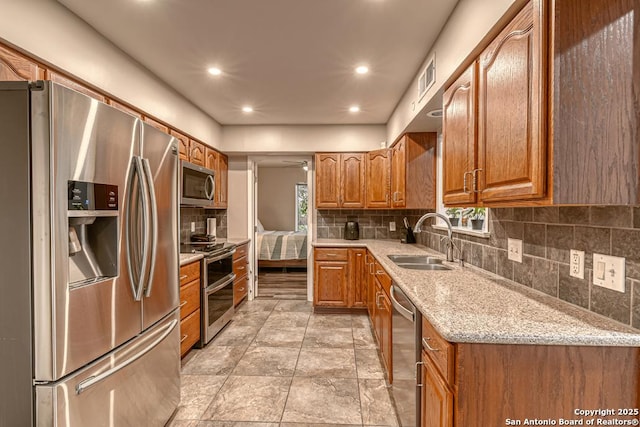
180,275,188,280
238,287,245,291
179,300,188,308
180,334,188,343
422,337,440,352
326,253,338,257
376,270,385,275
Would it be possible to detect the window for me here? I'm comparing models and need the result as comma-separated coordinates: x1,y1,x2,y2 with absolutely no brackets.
295,183,308,232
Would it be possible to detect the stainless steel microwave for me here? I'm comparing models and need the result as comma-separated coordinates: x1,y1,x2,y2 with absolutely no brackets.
180,161,215,207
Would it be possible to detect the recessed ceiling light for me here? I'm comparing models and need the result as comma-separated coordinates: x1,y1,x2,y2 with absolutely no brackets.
426,109,443,118
355,65,369,75
242,106,253,113
349,106,360,113
207,67,222,76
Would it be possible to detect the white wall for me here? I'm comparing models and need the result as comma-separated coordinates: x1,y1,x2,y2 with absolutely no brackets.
227,156,251,239
222,125,386,153
386,0,520,144
257,167,306,231
0,0,222,147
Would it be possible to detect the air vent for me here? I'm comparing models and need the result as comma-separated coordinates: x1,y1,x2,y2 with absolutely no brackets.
418,53,436,101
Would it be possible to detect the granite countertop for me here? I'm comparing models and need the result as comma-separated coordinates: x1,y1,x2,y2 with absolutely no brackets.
180,253,204,266
313,239,640,347
222,237,251,246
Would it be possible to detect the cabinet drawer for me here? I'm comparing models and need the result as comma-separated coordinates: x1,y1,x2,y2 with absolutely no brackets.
374,262,391,296
179,279,200,319
180,261,200,286
314,248,348,261
180,308,200,357
234,243,248,260
234,275,249,306
422,316,455,384
233,256,248,278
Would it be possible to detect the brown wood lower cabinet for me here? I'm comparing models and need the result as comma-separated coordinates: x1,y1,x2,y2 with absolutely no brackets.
233,242,250,307
314,247,367,308
180,308,201,357
420,316,640,426
179,260,201,358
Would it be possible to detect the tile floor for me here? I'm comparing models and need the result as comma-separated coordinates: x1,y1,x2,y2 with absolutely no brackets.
167,299,399,427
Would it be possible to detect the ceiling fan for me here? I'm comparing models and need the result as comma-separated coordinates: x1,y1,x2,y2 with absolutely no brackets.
283,160,309,171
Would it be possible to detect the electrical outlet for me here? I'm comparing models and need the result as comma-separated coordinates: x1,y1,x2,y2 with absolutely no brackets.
592,253,626,293
570,249,585,279
507,238,523,263
190,222,196,232
389,221,396,232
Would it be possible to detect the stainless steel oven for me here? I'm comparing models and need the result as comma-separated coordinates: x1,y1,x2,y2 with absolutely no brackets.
180,160,215,207
200,246,236,345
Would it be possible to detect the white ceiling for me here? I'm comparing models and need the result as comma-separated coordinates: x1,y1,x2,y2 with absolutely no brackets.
57,0,457,126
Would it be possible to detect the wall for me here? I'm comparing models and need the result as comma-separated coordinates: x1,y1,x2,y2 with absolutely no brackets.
227,156,251,239
0,0,222,147
417,206,640,329
258,167,307,231
222,125,386,153
180,208,227,243
386,0,520,143
317,209,432,241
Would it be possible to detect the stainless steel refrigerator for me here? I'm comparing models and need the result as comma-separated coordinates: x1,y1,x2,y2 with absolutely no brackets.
0,81,180,426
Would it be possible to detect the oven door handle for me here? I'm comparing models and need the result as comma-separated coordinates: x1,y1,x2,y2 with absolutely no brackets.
205,273,236,295
206,248,236,263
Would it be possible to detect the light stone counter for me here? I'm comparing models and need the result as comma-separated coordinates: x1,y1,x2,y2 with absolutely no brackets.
313,239,640,346
179,253,204,266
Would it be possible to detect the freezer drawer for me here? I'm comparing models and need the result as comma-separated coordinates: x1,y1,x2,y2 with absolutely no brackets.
36,311,180,427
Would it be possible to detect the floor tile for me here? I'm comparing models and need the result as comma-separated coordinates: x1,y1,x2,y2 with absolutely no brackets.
237,300,278,313
295,348,357,378
253,327,307,347
202,376,291,422
307,313,353,329
352,327,377,349
355,349,385,379
173,375,227,420
279,424,361,427
273,300,313,312
281,377,362,424
210,324,261,347
351,314,371,329
233,346,300,376
197,422,279,427
263,311,311,328
166,419,198,427
302,327,353,348
359,379,399,426
182,346,246,376
231,310,272,327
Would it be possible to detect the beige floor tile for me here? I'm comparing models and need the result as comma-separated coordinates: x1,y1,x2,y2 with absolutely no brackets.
197,422,279,427
236,300,278,313
302,327,353,348
263,311,311,328
210,324,261,347
294,348,357,378
182,346,247,376
351,314,371,329
273,300,313,312
233,346,300,376
253,327,307,347
172,375,227,420
355,348,385,379
202,376,291,422
307,313,353,329
352,327,377,349
359,379,399,426
166,419,198,427
281,377,362,424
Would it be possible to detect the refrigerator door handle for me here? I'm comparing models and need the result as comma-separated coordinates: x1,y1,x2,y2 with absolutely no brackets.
125,159,141,300
75,318,178,395
141,158,158,298
134,156,151,301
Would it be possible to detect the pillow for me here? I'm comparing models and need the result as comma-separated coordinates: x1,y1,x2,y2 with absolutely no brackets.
256,219,265,232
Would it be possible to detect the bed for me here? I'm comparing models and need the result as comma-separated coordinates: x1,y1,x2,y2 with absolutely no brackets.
257,230,308,269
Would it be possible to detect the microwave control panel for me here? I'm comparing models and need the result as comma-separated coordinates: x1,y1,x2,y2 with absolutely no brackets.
68,180,118,211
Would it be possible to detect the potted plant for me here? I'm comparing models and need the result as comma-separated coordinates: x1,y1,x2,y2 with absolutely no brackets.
470,207,486,230
445,208,461,227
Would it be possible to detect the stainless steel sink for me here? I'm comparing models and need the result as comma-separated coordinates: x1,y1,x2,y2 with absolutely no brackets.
394,263,451,271
387,255,444,264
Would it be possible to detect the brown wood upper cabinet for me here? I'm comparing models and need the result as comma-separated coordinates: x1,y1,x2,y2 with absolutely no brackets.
0,45,44,81
143,116,169,134
215,153,228,208
46,70,107,103
107,99,143,119
171,130,190,162
189,139,206,166
443,0,547,206
315,153,366,209
391,133,437,209
366,149,391,208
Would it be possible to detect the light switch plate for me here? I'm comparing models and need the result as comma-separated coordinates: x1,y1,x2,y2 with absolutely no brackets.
507,238,523,263
592,253,626,293
570,249,585,279
190,222,196,232
389,221,396,232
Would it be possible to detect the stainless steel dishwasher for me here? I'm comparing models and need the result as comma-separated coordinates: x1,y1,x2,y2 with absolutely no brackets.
390,284,422,427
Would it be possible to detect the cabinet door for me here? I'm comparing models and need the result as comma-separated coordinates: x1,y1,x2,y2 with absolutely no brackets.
421,350,453,427
170,130,190,162
234,274,249,307
366,149,391,208
366,254,376,318
315,153,341,208
379,291,392,382
391,139,406,208
143,116,169,134
0,44,44,81
442,64,477,206
314,261,349,307
46,70,106,102
477,0,547,203
189,140,206,166
348,248,367,308
216,153,228,208
341,153,366,208
205,147,218,171
108,99,143,119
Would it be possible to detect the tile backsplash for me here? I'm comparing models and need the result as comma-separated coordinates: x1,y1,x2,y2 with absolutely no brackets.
317,209,433,240
180,208,227,243
416,206,640,329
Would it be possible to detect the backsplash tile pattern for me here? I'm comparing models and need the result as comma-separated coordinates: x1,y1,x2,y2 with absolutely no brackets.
180,208,227,243
416,206,640,329
317,209,432,241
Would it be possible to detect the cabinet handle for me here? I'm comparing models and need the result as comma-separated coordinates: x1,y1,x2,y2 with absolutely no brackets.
238,287,245,291
463,171,473,194
180,334,188,343
416,361,424,387
179,300,188,308
180,275,188,280
422,337,440,352
369,262,374,274
472,168,483,193
376,270,385,275
376,292,383,309
326,253,338,257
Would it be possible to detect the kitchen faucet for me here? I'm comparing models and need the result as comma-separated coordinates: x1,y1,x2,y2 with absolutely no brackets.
413,212,458,263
